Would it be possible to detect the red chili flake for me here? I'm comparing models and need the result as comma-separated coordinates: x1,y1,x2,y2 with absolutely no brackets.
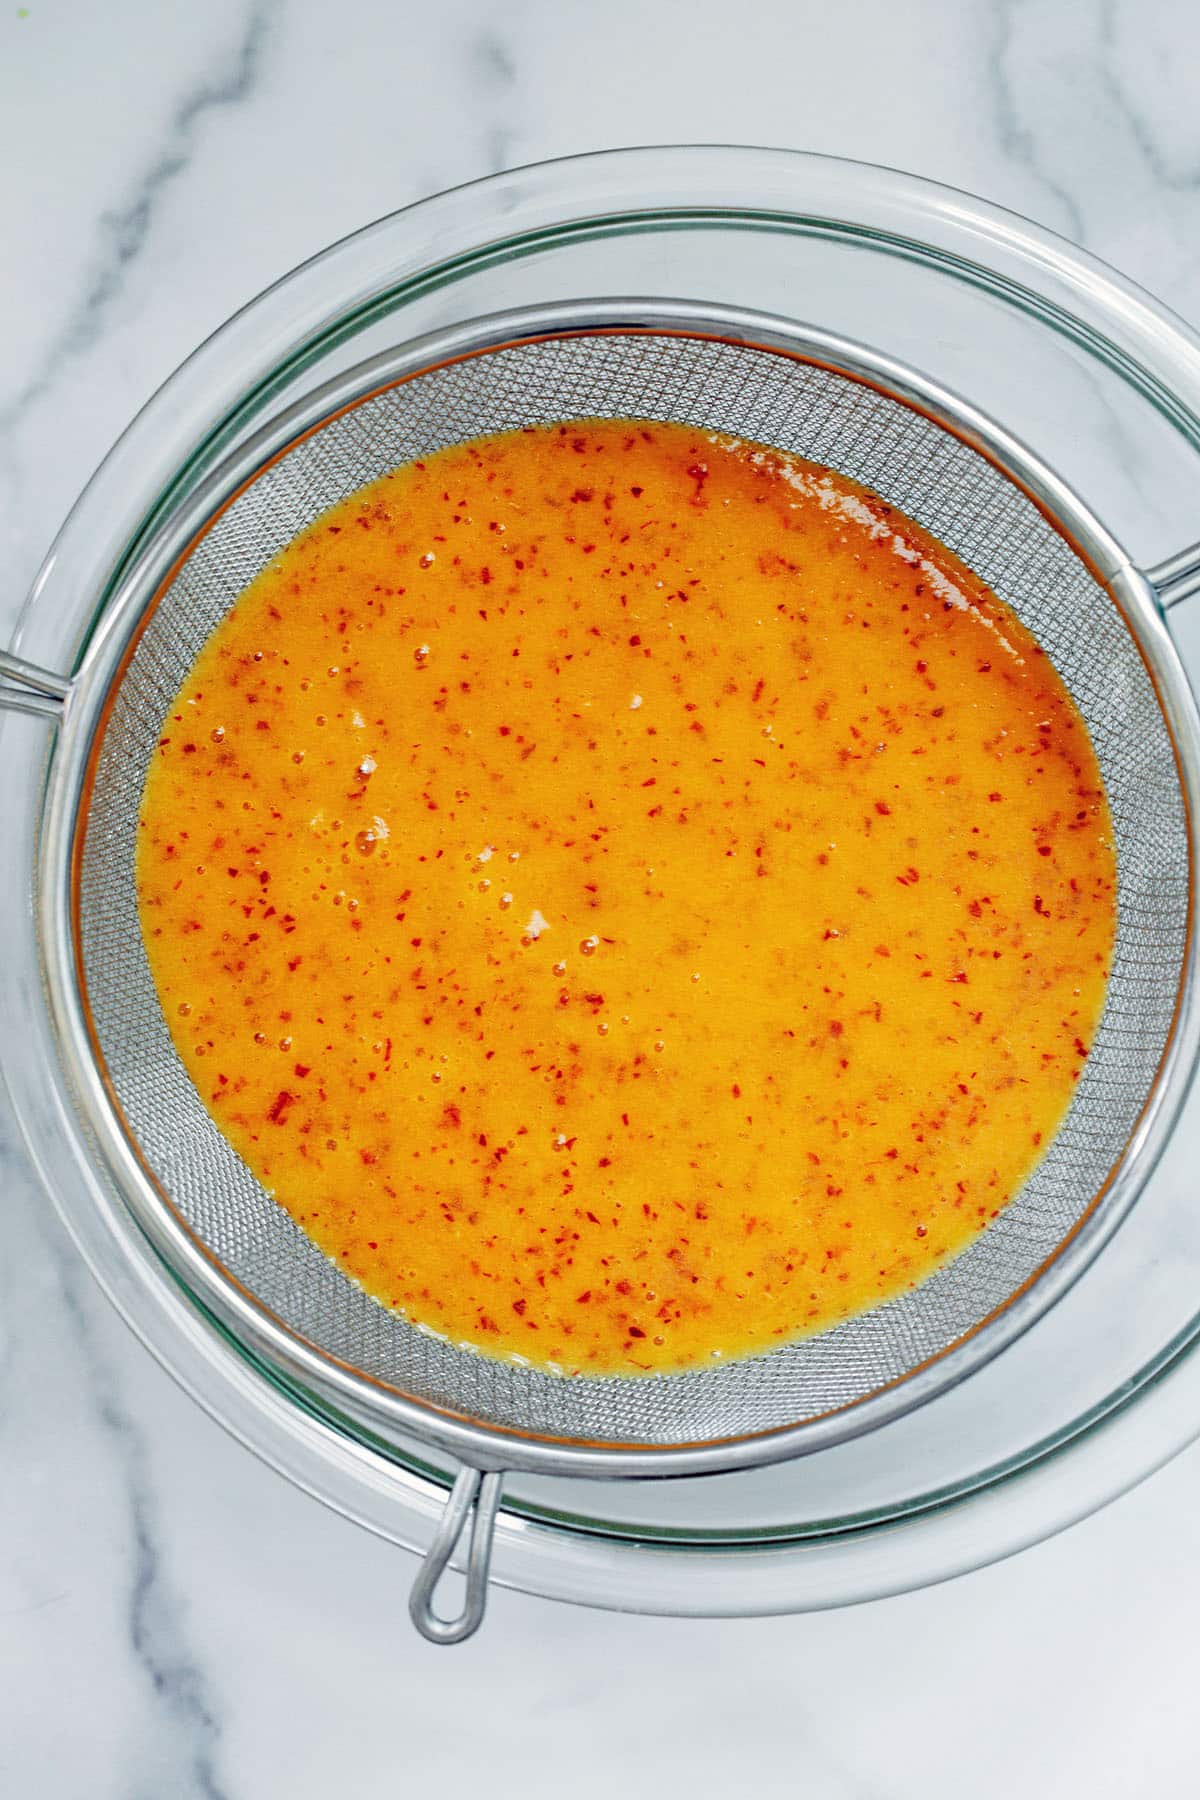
628,1325,646,1339
512,1298,527,1315
874,800,891,815
829,1020,844,1038
359,1149,377,1165
267,1090,294,1124
1037,844,1052,857
731,1083,742,1098
293,1063,311,1079
988,791,1002,803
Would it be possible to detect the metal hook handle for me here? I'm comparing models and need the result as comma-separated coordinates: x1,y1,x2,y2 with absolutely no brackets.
1147,544,1200,612
0,650,71,723
408,1465,505,1646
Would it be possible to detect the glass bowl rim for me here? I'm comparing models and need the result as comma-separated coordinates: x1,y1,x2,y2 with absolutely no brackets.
6,144,1200,1614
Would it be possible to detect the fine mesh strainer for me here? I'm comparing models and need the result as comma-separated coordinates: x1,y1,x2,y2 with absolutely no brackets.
4,300,1200,1642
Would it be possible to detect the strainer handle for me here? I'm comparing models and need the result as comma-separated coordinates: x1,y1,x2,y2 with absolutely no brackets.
0,650,70,722
409,1464,505,1645
1149,544,1200,611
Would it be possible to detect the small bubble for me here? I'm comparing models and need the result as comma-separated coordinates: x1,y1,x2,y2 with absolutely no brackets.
279,1036,293,1051
580,935,599,956
300,678,312,692
328,665,340,677
508,849,521,863
177,1002,192,1017
621,1015,631,1025
332,891,346,906
653,1334,665,1347
431,1070,442,1083
557,989,570,1006
762,724,774,738
253,651,264,662
210,726,225,744
347,899,359,913
654,1039,665,1052
478,878,491,892
499,893,513,910
355,829,377,856
691,971,701,982
292,751,305,765
597,1021,610,1037
194,1044,207,1058
315,714,328,727
254,1031,267,1045
916,1224,928,1238
413,644,430,667
357,756,377,777
419,553,435,569
552,960,567,977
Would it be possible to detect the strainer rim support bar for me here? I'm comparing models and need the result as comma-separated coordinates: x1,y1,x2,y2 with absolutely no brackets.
0,650,69,722
1149,543,1200,611
407,1465,505,1644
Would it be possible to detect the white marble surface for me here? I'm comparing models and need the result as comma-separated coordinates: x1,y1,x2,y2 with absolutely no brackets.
4,1,1200,1793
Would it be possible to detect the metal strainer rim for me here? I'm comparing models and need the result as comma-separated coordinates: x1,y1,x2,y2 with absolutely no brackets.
32,299,1200,1485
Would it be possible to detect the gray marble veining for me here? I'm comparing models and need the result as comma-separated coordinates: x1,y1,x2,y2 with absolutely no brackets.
0,0,278,441
4,2,1200,1794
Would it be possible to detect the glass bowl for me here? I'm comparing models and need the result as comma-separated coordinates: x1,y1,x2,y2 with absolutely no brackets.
5,145,1200,1617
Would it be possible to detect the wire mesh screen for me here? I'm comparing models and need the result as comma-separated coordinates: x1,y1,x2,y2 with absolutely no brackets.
75,331,1190,1446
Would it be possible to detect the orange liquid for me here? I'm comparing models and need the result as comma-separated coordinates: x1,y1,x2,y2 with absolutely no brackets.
137,420,1115,1375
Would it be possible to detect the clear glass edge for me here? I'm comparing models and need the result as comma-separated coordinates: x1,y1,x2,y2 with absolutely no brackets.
6,147,1200,1610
